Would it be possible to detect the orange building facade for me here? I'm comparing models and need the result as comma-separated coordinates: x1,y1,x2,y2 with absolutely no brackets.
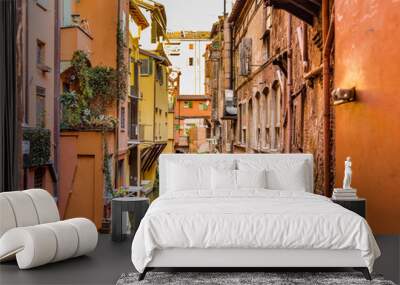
174,95,211,152
59,0,134,229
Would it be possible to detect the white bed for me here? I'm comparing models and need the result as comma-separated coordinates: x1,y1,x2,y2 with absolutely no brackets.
131,154,380,280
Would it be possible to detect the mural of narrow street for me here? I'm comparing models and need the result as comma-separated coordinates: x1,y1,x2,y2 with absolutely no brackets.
0,0,399,284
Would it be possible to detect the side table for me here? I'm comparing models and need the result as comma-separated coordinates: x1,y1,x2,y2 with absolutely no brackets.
332,198,366,218
111,197,149,242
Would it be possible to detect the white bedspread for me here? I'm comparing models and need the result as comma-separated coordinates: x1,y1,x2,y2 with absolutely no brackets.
131,190,380,273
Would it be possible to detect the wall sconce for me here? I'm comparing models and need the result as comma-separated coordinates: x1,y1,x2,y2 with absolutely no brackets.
332,87,356,105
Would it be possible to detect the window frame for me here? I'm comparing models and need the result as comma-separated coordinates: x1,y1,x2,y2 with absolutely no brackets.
140,58,153,76
36,39,45,65
183,101,193,109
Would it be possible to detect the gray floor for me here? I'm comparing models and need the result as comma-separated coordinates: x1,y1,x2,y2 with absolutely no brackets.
1,234,399,285
0,234,134,285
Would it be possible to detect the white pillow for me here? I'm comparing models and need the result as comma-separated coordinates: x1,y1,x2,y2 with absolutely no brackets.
238,159,308,191
236,169,267,189
265,163,307,191
167,163,211,191
211,168,237,190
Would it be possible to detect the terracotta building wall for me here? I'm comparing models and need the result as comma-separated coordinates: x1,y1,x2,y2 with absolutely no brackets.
335,0,400,234
23,0,58,195
176,98,211,118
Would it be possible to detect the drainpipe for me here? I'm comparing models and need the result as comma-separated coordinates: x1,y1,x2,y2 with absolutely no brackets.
224,17,233,152
114,0,121,188
322,0,332,197
286,14,293,153
53,0,60,199
223,18,232,90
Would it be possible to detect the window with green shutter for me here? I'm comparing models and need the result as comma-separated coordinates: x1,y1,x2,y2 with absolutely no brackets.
184,101,193,109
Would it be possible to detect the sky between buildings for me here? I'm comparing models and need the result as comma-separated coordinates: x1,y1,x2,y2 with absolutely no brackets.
157,0,233,31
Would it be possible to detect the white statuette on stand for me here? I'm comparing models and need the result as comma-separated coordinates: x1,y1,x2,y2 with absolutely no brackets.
343,156,352,190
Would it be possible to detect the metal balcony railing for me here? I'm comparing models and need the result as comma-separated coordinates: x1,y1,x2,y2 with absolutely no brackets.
177,136,189,147
129,124,153,142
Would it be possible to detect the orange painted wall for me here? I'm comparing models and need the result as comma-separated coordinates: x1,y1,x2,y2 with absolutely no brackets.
73,0,118,67
59,131,114,229
60,26,92,62
335,0,400,234
73,0,130,151
176,99,211,118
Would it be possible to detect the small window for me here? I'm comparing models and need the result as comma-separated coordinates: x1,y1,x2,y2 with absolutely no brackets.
263,32,270,61
199,103,208,111
140,58,152,75
189,43,194,50
37,40,45,65
36,86,46,127
156,64,164,85
188,57,194,66
120,107,125,129
183,101,193,109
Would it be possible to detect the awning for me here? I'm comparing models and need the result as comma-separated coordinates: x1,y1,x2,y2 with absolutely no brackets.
266,0,321,25
140,143,166,172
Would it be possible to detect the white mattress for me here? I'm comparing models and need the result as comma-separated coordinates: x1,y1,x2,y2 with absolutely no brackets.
131,190,380,273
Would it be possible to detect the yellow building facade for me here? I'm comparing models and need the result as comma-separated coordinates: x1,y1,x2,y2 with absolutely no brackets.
137,47,172,184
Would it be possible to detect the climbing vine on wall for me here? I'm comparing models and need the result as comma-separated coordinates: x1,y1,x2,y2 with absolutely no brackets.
22,127,51,168
60,51,119,130
103,135,114,197
116,24,128,101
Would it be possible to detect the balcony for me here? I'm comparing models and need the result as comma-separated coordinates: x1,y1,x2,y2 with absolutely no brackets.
128,124,154,143
61,24,93,63
177,136,189,147
221,89,237,120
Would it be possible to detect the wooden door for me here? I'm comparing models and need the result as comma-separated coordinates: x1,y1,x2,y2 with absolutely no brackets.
64,155,95,221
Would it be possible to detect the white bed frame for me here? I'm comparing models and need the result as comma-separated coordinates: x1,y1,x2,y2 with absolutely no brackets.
140,154,370,280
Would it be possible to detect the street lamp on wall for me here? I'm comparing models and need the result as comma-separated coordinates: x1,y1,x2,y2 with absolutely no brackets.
332,87,356,105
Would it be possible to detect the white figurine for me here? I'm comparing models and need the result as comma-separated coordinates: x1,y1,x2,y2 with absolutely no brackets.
343,156,352,189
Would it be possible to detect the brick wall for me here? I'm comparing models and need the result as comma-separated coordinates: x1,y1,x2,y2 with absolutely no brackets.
207,0,335,194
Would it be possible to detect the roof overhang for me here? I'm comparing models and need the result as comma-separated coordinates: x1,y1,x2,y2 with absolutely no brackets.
176,95,211,101
228,0,246,23
129,0,149,29
266,0,321,26
139,48,170,66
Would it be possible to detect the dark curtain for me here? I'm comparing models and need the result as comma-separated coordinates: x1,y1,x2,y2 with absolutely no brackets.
0,0,19,192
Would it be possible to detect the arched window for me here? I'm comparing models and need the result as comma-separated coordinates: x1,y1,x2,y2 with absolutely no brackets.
272,81,282,150
238,103,247,145
262,87,270,149
248,98,253,148
255,92,261,149
238,102,242,143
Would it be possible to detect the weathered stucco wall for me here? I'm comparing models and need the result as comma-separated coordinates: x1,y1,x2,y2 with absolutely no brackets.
335,0,400,234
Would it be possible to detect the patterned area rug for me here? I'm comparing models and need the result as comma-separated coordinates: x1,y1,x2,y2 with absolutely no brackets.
116,271,395,285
